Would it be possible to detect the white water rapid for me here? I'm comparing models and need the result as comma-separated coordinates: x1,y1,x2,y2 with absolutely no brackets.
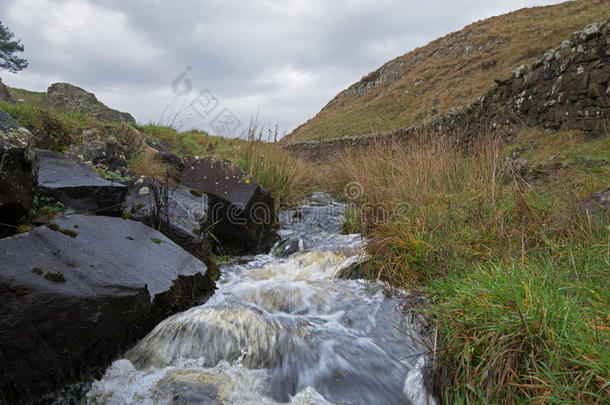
87,193,436,405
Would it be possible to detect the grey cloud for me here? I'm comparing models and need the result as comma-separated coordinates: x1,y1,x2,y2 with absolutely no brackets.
2,0,565,135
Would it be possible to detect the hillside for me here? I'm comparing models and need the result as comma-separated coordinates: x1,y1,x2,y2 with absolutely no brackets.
283,0,609,143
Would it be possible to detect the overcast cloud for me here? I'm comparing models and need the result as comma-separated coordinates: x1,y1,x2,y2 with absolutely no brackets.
2,0,566,138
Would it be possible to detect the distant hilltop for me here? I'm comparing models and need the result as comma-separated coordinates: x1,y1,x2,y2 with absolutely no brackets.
283,0,609,143
1,81,135,124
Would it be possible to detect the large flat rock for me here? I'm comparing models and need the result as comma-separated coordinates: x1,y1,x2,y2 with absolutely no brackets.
181,157,276,252
34,149,127,216
0,215,215,402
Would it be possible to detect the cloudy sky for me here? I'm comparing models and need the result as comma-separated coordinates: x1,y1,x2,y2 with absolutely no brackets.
2,0,565,138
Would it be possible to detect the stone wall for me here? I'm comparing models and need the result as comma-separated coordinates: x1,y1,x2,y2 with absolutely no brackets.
285,19,610,162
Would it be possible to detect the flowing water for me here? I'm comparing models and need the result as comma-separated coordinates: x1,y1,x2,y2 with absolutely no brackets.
87,193,436,404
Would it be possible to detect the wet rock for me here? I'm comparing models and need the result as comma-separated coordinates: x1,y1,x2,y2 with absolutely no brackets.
125,177,209,257
181,157,276,253
0,109,34,230
0,215,215,403
45,83,135,124
271,237,303,257
157,150,185,175
337,259,371,280
154,378,221,404
34,149,127,216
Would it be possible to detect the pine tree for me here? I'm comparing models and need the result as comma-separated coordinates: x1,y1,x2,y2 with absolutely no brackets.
0,21,28,73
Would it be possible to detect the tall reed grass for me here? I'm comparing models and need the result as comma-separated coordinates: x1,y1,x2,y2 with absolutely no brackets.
234,120,318,208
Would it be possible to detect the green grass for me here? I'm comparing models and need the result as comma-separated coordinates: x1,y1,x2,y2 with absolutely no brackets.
133,123,243,157
513,129,610,165
0,101,100,148
7,87,47,106
432,241,609,403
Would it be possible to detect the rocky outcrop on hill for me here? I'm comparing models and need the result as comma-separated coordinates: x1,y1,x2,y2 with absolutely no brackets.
0,215,214,403
0,109,34,231
46,83,135,124
181,157,277,253
286,19,610,161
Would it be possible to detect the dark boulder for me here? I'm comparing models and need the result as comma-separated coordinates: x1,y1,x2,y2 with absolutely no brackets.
180,157,276,253
125,177,209,257
270,237,302,257
0,109,34,232
67,128,129,171
34,149,127,216
157,150,185,175
0,79,14,104
45,83,135,124
0,215,215,403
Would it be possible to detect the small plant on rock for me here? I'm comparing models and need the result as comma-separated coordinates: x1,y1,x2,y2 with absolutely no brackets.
94,162,133,182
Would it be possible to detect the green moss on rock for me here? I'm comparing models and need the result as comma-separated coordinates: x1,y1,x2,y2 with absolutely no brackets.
44,272,66,283
59,229,78,238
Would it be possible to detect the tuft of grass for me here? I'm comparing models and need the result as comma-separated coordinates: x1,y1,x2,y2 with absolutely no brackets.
235,139,317,208
432,247,609,403
324,127,610,402
128,150,169,181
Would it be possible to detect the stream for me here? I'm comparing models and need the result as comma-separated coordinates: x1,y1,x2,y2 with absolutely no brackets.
87,192,436,404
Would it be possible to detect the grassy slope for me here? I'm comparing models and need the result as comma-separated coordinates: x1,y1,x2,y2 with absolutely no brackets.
7,87,48,105
0,97,316,208
327,127,610,402
284,0,609,143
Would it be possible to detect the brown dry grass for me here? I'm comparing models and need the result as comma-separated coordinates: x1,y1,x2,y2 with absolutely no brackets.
128,150,172,181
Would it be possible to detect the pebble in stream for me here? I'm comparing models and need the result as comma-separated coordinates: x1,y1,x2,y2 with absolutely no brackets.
87,193,436,405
